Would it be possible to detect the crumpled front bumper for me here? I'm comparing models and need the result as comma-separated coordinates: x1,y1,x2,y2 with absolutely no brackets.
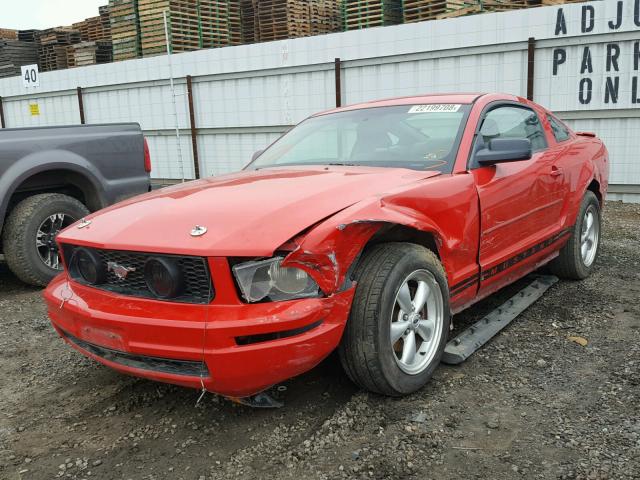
44,268,354,398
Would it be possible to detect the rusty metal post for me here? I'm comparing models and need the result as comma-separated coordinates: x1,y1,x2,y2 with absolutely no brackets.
186,75,200,179
334,57,342,108
527,37,536,101
0,96,5,128
77,87,86,124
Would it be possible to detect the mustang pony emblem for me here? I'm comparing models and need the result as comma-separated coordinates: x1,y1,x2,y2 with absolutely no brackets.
107,262,136,280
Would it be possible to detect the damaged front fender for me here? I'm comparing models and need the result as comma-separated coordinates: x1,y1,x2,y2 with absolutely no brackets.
280,174,479,299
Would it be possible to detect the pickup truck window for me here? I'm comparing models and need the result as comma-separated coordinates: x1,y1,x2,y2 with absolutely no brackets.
248,105,471,173
547,114,571,143
480,106,547,152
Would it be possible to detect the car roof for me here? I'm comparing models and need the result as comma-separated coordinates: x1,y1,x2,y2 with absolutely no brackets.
315,93,493,117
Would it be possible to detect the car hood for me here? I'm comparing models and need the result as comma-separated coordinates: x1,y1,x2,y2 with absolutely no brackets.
59,166,440,256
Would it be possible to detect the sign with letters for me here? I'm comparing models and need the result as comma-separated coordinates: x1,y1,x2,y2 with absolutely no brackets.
549,0,640,108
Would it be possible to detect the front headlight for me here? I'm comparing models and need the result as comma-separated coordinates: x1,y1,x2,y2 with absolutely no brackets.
232,257,321,302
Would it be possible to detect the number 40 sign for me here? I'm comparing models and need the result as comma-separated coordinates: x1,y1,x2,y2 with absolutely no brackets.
21,64,40,88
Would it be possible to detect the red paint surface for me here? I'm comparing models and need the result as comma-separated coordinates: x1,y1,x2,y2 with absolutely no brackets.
45,93,609,398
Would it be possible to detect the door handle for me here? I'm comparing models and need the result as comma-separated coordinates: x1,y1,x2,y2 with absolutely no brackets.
550,166,563,177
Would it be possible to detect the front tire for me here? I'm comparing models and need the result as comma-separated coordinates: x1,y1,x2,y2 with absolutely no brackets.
550,191,601,280
2,193,89,287
339,243,450,396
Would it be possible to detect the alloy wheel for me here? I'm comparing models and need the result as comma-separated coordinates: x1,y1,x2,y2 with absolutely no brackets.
390,269,444,375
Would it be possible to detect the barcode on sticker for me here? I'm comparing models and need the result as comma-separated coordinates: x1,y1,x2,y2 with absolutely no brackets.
408,104,461,113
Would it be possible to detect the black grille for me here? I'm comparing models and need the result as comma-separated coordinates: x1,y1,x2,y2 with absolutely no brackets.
62,245,213,304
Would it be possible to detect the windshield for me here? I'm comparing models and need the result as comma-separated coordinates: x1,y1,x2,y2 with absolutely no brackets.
247,104,471,172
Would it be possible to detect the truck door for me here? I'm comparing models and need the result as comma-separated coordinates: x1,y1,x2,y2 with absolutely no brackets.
470,103,561,296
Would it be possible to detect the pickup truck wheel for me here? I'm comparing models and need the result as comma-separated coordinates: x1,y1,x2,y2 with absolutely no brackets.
550,191,601,280
339,243,450,396
2,194,89,287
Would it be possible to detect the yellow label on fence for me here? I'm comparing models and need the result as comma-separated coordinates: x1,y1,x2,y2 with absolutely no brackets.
29,104,40,116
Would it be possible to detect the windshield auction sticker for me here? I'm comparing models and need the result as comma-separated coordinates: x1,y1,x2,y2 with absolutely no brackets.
408,104,461,113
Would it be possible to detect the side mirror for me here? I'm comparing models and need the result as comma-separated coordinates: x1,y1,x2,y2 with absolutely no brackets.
251,149,264,162
476,138,532,166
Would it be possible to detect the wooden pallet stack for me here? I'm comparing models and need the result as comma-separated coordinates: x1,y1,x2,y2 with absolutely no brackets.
255,0,314,41
240,0,257,43
38,28,81,71
0,39,39,78
310,0,342,36
73,15,112,42
199,0,242,49
478,0,529,12
18,30,41,43
109,0,141,61
66,41,113,68
0,29,18,40
99,5,113,38
139,0,201,56
403,0,480,21
343,0,403,30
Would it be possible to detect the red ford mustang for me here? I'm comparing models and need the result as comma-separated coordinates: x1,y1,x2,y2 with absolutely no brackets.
44,93,608,399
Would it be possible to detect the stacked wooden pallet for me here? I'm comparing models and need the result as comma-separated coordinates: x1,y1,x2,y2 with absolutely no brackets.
38,28,81,71
240,0,257,43
249,0,342,42
343,0,403,30
403,0,480,22
0,39,39,78
199,0,242,49
18,30,41,43
479,0,529,12
139,0,201,56
67,41,113,68
99,5,112,38
73,15,112,42
109,0,141,61
0,28,18,40
255,0,313,41
310,0,342,36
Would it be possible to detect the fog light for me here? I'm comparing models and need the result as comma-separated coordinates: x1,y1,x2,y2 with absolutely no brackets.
75,248,106,285
144,257,183,299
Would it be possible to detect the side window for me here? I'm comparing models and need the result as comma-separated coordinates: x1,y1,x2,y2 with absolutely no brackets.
479,106,547,152
547,114,571,143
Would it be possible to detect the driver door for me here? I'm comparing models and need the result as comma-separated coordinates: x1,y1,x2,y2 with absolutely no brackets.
471,103,559,296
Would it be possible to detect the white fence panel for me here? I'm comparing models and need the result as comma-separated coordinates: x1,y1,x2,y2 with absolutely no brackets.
343,50,528,105
198,131,284,177
83,84,189,130
3,94,79,128
564,117,639,186
193,69,334,128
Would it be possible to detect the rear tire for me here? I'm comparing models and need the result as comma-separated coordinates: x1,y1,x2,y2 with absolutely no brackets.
339,243,450,396
2,193,89,287
549,191,601,280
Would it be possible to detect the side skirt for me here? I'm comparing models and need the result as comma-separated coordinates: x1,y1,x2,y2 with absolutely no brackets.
442,274,558,365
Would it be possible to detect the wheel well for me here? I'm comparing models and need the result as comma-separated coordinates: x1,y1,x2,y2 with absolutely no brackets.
7,170,100,215
365,224,441,257
587,179,602,206
344,223,442,290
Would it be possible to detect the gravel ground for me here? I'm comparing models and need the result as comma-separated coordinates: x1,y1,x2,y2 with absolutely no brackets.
0,201,638,480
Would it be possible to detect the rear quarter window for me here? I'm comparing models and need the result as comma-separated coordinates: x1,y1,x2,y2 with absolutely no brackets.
547,115,571,143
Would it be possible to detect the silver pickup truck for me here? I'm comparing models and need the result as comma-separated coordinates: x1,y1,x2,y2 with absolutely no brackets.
0,123,151,286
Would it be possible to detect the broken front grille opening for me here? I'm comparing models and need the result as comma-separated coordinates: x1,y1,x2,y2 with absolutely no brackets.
61,244,214,304
62,329,209,377
235,319,324,346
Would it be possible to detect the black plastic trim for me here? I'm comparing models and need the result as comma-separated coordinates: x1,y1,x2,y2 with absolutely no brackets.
62,330,209,377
